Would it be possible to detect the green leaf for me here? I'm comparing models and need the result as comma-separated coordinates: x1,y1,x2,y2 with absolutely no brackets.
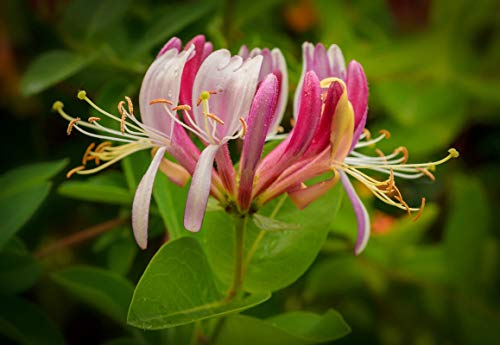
214,310,350,345
107,237,138,276
0,297,65,345
52,266,134,324
0,251,41,294
133,3,213,56
252,214,300,232
127,237,270,330
0,159,67,248
60,0,131,40
86,0,132,38
58,172,132,205
20,50,93,96
152,172,188,241
204,184,343,293
0,182,51,249
0,159,67,199
444,174,490,289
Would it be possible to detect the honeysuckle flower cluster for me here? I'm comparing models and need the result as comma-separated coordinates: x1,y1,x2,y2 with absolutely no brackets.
54,35,458,254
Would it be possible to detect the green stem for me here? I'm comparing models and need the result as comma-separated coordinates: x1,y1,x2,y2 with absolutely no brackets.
228,215,247,299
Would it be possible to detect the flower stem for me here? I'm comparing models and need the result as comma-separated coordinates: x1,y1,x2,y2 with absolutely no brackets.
227,214,247,299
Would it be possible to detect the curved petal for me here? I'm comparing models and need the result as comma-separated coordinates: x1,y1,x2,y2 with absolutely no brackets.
238,74,279,211
180,35,213,105
139,46,193,139
346,60,368,149
184,144,220,232
294,42,346,117
157,37,182,57
192,50,262,140
132,146,167,249
339,171,370,255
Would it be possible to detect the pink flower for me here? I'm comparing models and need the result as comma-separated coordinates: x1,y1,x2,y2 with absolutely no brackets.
56,38,458,255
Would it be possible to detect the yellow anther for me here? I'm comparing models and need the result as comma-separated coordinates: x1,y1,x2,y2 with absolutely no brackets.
52,101,64,111
149,98,174,105
77,90,87,100
117,100,126,115
205,112,224,125
290,118,296,127
67,117,80,135
379,129,391,139
239,117,248,137
276,125,285,133
448,148,459,158
66,165,85,178
88,117,101,123
172,105,192,111
82,143,96,165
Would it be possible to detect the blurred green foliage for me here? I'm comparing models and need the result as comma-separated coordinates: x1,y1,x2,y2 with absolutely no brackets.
0,0,499,344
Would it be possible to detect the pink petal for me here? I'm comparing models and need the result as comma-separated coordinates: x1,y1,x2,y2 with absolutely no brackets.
184,144,220,232
238,74,279,211
157,37,182,57
132,146,167,249
294,42,346,117
180,35,212,105
346,60,368,149
288,172,339,209
339,171,370,255
282,71,322,160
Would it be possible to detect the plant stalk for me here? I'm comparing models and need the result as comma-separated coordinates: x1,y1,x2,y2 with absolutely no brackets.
227,214,247,299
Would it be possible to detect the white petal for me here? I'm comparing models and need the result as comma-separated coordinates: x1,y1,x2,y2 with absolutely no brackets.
132,146,167,249
139,46,193,138
184,144,220,232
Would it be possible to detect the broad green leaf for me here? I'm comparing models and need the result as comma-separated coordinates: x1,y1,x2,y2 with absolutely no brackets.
0,182,51,248
204,184,343,292
60,0,131,39
215,310,350,345
21,50,93,96
127,237,270,330
0,159,67,248
0,159,67,199
86,0,132,38
0,297,65,345
52,266,134,324
444,174,490,289
0,251,41,294
101,339,139,345
133,3,214,56
58,171,132,205
152,172,187,241
107,237,138,276
252,214,300,232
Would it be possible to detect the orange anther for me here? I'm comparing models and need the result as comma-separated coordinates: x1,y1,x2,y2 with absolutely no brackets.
125,96,134,115
379,129,391,139
66,165,85,178
413,198,426,221
82,142,96,165
67,117,80,135
205,112,224,125
149,98,174,105
88,117,101,123
172,104,192,111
